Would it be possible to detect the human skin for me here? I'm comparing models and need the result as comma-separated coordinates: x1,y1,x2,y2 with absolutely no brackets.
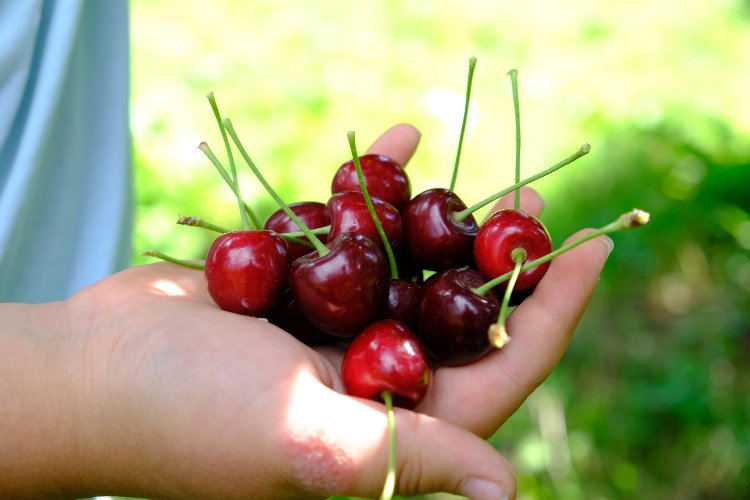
0,124,611,499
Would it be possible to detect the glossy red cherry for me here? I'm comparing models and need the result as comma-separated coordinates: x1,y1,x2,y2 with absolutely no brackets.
417,268,500,366
402,188,479,271
383,278,422,331
290,232,389,337
474,208,552,290
342,319,432,409
332,154,411,211
327,190,404,254
263,201,330,261
204,230,290,317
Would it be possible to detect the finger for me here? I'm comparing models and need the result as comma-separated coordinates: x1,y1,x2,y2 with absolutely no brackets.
484,186,545,220
278,376,516,499
419,229,612,437
365,123,421,167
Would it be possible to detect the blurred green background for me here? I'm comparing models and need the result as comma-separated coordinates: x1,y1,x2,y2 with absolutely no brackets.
130,0,750,498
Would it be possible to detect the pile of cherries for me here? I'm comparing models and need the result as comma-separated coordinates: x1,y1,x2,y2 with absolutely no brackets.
145,60,648,499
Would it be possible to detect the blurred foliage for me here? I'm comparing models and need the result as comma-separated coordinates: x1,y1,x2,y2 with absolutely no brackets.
129,0,750,498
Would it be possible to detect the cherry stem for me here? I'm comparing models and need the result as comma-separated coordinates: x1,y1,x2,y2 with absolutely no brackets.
449,56,477,192
454,143,591,222
489,248,526,349
223,119,329,256
207,92,256,231
283,237,314,249
280,226,331,238
473,208,650,296
197,142,260,228
176,215,326,248
177,215,232,234
348,131,399,279
139,250,205,270
507,69,521,211
379,390,396,500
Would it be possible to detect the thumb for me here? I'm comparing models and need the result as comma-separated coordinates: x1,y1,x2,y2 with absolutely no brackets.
278,375,515,499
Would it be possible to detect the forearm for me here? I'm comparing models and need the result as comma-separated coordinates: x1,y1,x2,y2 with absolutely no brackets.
0,301,94,498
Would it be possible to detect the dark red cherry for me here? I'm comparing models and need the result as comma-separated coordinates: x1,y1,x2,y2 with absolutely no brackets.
341,319,431,409
205,230,290,317
383,278,422,331
264,201,330,261
402,188,479,271
474,209,552,291
327,191,404,254
417,268,500,366
332,154,411,211
290,232,389,337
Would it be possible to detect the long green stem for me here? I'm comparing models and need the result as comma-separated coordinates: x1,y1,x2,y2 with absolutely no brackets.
175,215,328,248
280,226,331,239
473,209,650,296
449,56,477,192
379,391,397,500
454,143,591,222
348,131,399,279
140,250,205,270
507,69,521,211
278,235,315,248
197,142,260,226
207,92,255,230
176,215,232,234
488,248,525,349
223,119,329,256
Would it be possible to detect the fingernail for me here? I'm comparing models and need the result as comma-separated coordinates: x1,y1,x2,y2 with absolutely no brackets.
603,235,615,256
460,477,509,500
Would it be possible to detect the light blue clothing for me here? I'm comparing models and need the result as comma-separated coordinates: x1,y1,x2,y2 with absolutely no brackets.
0,0,132,303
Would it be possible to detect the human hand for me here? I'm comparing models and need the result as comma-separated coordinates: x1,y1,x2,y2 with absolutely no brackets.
1,124,609,500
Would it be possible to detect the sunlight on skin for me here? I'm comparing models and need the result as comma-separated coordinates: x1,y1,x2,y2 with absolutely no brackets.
150,278,189,297
279,369,383,496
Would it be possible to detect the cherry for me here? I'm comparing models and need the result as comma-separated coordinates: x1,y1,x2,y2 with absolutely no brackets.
480,69,548,348
332,154,411,211
341,317,431,500
401,58,479,272
383,278,422,331
342,319,432,409
327,190,404,254
289,232,389,337
204,230,290,317
474,208,552,291
264,201,330,261
417,268,500,366
474,208,652,348
401,144,589,274
402,188,479,271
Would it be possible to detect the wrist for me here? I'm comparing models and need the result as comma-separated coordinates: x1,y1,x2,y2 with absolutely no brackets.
0,301,90,496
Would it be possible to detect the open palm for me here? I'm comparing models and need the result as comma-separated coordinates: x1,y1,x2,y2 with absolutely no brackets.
65,124,610,500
